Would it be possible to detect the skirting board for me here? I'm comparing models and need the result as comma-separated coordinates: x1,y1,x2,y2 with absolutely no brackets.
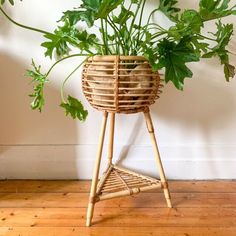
0,144,236,179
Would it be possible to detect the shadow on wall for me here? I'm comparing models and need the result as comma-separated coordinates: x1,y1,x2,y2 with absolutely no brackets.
0,5,12,36
116,0,236,177
153,33,236,138
0,53,80,179
135,0,236,135
152,58,236,177
0,6,83,179
115,40,236,178
115,58,236,178
154,63,236,131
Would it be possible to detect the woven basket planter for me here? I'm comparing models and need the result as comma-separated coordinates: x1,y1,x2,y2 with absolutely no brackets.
82,55,163,114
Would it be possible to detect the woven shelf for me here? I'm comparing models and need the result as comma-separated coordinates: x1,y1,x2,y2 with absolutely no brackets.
95,165,162,202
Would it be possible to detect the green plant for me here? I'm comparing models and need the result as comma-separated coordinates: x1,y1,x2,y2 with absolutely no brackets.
1,0,236,121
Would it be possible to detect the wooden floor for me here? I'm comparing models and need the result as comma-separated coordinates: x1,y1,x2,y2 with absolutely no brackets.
0,180,236,236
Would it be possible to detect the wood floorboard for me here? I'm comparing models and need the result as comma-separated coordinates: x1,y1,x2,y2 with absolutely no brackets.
1,227,236,236
0,180,235,193
0,207,236,227
0,180,235,235
0,192,236,208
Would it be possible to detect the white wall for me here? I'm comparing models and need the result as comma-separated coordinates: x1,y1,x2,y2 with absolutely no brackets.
0,0,236,179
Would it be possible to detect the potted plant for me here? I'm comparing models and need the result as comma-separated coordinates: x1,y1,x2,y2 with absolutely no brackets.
1,0,236,227
0,0,235,119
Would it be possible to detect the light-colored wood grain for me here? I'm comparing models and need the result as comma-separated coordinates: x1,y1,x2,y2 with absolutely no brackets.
0,207,236,227
0,180,235,193
0,192,236,208
86,111,108,226
107,113,115,165
1,227,236,236
144,111,172,207
0,181,236,235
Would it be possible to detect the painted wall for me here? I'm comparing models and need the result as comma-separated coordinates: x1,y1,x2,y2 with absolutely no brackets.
0,0,236,179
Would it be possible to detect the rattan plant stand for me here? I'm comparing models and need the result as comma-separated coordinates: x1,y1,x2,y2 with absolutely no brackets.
82,56,172,227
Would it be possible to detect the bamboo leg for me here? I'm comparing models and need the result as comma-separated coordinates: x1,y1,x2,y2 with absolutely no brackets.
86,112,108,227
108,113,115,165
143,111,172,208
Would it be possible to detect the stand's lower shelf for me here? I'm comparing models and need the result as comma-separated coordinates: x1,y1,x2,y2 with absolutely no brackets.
95,164,162,202
86,112,172,227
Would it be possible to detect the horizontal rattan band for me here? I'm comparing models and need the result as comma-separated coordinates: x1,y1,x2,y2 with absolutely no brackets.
82,55,162,113
87,55,148,62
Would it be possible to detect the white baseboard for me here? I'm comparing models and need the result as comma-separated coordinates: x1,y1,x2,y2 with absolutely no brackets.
0,145,236,179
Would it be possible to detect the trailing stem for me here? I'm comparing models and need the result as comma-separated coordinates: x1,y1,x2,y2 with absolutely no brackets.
0,7,51,35
60,57,88,103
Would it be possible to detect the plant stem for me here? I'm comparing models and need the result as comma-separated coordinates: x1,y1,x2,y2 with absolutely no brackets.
100,19,113,55
0,7,52,35
229,4,236,11
107,17,125,54
75,46,93,54
147,23,166,31
133,23,166,38
130,0,147,55
46,54,90,77
137,0,146,43
93,41,116,46
151,31,168,40
121,1,133,54
101,19,108,54
114,34,120,54
147,9,159,25
60,57,88,103
135,23,166,43
197,33,216,42
104,20,113,54
129,0,142,35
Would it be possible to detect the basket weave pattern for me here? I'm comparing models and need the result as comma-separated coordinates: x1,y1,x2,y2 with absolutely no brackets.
82,55,163,113
95,165,161,202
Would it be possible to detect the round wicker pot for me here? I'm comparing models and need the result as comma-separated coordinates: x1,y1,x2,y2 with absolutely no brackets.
82,55,163,114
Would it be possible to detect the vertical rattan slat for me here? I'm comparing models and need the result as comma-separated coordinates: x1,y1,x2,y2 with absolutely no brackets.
82,55,162,114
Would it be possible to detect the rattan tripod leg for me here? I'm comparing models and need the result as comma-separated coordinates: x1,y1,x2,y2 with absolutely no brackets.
144,111,172,208
86,112,108,227
108,113,115,165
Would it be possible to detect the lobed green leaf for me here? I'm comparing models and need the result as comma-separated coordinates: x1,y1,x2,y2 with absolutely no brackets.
168,10,203,40
60,95,88,121
60,0,124,28
158,0,180,20
155,38,200,90
202,20,235,81
26,60,48,112
199,0,236,21
112,5,134,25
41,21,99,58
